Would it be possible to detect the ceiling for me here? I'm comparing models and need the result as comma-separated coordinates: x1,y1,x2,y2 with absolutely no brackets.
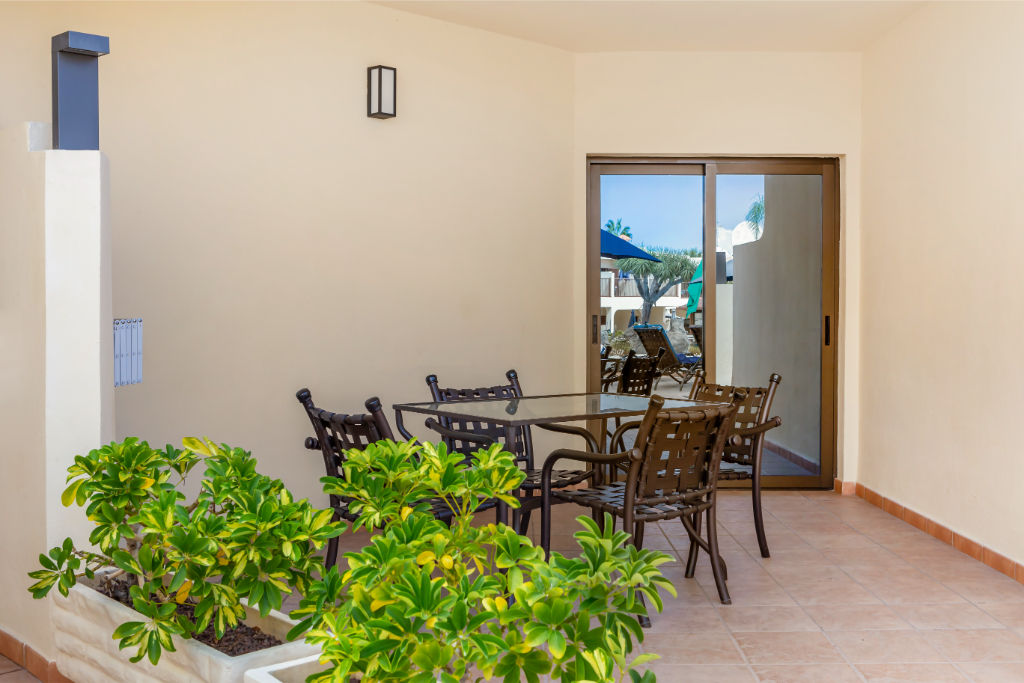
377,1,924,52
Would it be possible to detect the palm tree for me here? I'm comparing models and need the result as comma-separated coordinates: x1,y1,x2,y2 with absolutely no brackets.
604,218,633,240
616,246,700,324
745,194,765,238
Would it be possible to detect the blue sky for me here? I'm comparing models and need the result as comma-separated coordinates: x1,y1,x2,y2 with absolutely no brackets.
600,174,764,252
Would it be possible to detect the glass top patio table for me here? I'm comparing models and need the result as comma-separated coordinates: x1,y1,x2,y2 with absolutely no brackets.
393,392,726,427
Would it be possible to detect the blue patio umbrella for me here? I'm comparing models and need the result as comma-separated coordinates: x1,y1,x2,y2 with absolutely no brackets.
685,259,703,316
600,230,661,262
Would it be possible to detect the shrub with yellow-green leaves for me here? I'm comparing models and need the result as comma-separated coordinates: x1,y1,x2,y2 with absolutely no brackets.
28,437,342,665
290,440,676,683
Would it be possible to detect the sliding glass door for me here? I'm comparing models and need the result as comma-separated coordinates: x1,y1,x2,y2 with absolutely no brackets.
587,159,838,488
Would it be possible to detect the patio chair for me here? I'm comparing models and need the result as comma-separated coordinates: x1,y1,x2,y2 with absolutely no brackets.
424,369,595,534
632,324,701,389
540,395,739,606
687,371,782,560
601,348,665,395
296,388,454,568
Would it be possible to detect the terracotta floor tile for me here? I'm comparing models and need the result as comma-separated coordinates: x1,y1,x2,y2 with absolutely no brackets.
869,577,968,605
803,604,910,631
854,663,969,681
895,603,1003,630
641,632,746,665
0,657,19,675
719,582,798,606
0,672,41,682
750,663,861,682
957,662,1024,682
982,604,1024,629
732,631,843,664
717,606,819,632
648,605,726,633
828,630,945,663
785,577,883,606
645,663,756,682
922,629,1024,662
944,578,1024,604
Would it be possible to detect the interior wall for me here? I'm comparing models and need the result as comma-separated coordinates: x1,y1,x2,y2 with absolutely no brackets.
860,2,1024,562
0,2,575,506
573,51,862,482
733,175,822,464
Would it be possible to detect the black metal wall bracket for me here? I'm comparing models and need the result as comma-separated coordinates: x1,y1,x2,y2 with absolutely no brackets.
51,31,110,150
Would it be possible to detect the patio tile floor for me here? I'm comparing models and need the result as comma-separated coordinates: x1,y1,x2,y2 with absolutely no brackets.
26,491,1020,681
529,490,1024,681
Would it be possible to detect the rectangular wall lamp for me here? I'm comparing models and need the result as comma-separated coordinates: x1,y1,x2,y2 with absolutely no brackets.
367,65,396,118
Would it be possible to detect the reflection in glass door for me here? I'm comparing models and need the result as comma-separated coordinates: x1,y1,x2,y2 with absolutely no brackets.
715,173,824,479
588,164,705,401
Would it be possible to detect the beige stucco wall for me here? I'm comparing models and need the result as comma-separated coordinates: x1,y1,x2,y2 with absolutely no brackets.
0,123,52,659
0,2,576,508
573,51,862,481
860,2,1024,562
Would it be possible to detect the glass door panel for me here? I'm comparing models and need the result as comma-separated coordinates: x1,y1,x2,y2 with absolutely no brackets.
715,173,823,479
590,166,705,401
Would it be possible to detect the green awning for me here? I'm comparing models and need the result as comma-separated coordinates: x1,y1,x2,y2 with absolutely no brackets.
686,259,703,316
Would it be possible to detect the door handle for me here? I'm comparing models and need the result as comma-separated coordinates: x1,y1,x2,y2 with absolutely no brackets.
592,315,598,344
825,315,831,346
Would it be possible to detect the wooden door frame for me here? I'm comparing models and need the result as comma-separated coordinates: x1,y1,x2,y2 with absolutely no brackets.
586,156,840,488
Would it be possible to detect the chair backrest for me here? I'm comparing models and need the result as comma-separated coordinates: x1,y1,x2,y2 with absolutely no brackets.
633,325,682,372
296,388,395,482
629,394,737,505
688,372,781,467
616,348,665,396
425,369,533,467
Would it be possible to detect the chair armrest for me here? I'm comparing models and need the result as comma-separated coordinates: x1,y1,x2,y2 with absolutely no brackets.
734,416,782,439
541,448,631,473
536,423,600,453
424,418,496,446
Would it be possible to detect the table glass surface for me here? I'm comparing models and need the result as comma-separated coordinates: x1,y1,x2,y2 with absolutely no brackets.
393,393,726,426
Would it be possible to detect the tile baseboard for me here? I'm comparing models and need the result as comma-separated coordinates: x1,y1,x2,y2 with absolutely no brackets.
834,478,1024,586
0,627,74,683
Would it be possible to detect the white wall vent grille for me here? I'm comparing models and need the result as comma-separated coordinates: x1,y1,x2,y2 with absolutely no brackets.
113,318,143,386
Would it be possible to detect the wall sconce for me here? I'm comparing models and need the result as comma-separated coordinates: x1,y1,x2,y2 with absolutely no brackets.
367,65,396,119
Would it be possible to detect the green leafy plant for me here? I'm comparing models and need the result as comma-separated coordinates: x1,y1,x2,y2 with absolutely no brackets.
604,218,633,240
28,437,342,665
616,246,701,324
290,439,676,682
607,331,633,358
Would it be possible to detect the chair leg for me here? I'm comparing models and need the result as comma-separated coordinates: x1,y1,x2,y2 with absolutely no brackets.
706,504,731,605
325,536,338,570
684,512,702,578
518,509,532,536
752,468,770,559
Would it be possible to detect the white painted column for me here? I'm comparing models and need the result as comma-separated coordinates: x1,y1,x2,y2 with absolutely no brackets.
44,147,115,548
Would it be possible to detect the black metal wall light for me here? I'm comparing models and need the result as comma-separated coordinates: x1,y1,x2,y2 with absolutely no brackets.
367,65,396,118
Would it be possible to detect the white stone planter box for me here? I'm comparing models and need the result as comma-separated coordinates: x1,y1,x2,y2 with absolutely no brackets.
244,655,326,683
52,580,316,683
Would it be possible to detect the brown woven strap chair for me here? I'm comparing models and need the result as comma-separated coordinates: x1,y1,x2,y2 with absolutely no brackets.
687,371,782,560
424,369,597,534
632,325,700,389
601,348,665,394
296,388,455,568
540,395,740,606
